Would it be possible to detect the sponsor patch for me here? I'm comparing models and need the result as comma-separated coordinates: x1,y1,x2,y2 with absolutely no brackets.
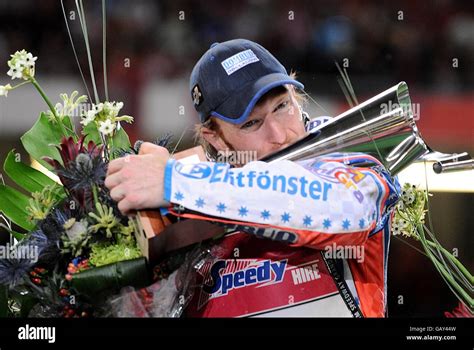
221,49,259,75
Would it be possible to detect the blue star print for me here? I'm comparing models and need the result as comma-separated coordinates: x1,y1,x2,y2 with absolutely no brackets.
359,218,365,229
238,206,249,217
281,212,291,223
261,210,271,220
216,203,227,213
174,191,184,201
342,219,351,230
303,215,313,227
323,218,332,229
195,198,205,208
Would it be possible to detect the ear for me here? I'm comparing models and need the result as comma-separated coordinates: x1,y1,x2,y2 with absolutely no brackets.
201,126,229,152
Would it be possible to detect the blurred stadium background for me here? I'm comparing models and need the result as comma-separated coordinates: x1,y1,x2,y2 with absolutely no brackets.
0,0,472,317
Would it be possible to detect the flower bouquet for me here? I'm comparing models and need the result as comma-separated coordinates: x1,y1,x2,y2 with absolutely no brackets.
392,184,473,315
0,50,150,317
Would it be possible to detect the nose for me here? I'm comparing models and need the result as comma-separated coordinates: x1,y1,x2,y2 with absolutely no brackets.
264,114,289,146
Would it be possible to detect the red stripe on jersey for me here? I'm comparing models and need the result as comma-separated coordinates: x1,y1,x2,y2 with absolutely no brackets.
348,231,385,317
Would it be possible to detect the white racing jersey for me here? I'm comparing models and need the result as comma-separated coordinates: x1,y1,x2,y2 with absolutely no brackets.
162,120,400,317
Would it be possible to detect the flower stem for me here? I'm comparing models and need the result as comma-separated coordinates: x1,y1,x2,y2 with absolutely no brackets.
92,184,99,205
426,241,472,291
109,133,114,159
99,132,109,161
425,239,473,283
422,222,473,286
425,246,473,307
30,78,67,136
10,81,30,90
30,79,57,119
416,224,473,308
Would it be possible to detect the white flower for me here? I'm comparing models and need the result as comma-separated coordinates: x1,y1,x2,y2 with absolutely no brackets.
80,109,97,126
7,50,37,80
391,221,401,235
0,84,12,97
7,63,23,80
107,101,123,118
391,219,407,236
401,185,416,206
54,102,63,115
59,91,87,117
79,100,131,131
115,115,134,124
93,102,104,114
98,119,116,135
22,52,37,65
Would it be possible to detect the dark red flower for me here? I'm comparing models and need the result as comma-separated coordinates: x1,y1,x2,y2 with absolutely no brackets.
43,136,104,210
44,135,102,170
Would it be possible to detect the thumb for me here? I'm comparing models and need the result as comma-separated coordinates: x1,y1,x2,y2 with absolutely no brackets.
138,142,170,157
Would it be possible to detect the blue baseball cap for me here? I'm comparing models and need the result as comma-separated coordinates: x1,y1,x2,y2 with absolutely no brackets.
190,39,304,124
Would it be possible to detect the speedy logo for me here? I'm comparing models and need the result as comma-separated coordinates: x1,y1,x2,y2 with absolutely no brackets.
203,259,287,296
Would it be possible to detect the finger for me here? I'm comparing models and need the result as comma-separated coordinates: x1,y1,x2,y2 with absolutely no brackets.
107,157,126,176
118,198,133,216
104,172,122,190
139,142,169,156
110,186,126,202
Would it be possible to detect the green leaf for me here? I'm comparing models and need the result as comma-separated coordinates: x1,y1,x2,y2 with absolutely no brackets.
9,229,26,241
3,150,58,194
0,223,27,241
111,126,131,151
83,122,131,158
71,257,149,303
20,113,75,170
82,122,102,145
83,123,131,149
0,185,35,231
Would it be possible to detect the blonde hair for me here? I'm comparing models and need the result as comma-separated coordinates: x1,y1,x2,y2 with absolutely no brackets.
194,72,306,160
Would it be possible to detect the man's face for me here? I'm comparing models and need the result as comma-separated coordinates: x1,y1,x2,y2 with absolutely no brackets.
204,87,307,162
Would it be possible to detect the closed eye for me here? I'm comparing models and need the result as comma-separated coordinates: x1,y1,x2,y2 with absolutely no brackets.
240,119,262,130
273,100,289,113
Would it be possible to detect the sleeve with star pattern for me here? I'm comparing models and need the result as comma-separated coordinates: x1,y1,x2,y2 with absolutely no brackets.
162,153,397,249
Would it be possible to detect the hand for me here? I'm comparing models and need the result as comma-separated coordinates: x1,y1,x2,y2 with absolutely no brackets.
105,142,170,215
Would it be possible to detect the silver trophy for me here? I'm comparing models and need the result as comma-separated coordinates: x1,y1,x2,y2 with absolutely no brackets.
137,82,473,262
263,81,473,175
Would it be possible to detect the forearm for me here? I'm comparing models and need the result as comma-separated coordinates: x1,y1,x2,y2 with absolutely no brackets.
163,154,395,248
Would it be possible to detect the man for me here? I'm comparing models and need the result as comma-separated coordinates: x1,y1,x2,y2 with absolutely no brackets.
105,39,398,317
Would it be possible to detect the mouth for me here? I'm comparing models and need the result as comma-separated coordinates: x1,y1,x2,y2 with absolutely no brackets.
258,144,291,160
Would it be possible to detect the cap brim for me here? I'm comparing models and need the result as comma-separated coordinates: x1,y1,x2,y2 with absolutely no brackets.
210,73,304,124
